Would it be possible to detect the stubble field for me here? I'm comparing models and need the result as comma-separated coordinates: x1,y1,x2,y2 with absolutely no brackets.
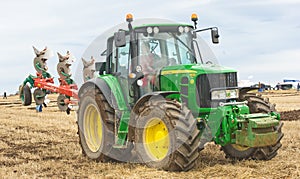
0,91,299,178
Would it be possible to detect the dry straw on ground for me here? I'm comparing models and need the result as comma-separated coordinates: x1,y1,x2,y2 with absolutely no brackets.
0,92,299,178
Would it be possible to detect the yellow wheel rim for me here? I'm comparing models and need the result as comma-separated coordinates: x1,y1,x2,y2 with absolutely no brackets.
144,118,169,161
84,104,103,152
232,144,250,151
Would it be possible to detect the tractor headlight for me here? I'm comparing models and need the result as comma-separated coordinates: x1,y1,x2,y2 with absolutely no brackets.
211,89,239,100
211,90,226,100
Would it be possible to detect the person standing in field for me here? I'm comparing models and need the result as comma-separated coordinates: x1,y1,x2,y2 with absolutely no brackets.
3,92,7,99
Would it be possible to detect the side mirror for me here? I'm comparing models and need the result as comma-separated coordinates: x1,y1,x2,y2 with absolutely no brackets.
211,28,219,44
114,30,126,47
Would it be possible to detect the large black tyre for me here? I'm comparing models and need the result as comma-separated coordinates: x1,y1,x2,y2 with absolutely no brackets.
33,88,45,105
239,92,276,113
134,99,200,171
222,92,283,160
77,87,133,162
20,84,32,106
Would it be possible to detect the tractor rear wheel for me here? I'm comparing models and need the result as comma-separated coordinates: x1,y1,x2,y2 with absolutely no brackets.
77,87,113,162
77,87,133,162
20,84,32,106
134,99,200,171
222,92,283,160
33,88,45,105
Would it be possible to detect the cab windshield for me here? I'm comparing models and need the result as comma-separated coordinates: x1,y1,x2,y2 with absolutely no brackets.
137,31,196,70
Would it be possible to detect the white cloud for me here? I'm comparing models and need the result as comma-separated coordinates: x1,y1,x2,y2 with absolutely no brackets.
235,48,300,85
241,49,300,73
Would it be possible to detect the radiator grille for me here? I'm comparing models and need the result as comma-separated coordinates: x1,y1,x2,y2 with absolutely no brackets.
196,72,238,108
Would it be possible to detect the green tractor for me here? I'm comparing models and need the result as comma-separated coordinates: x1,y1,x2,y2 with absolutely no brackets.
77,14,283,171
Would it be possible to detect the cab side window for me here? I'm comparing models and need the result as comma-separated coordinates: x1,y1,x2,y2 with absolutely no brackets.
112,36,130,77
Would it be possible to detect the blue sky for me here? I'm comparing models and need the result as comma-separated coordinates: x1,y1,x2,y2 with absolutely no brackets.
0,0,299,94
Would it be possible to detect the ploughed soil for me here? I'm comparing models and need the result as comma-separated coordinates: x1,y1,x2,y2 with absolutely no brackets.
280,110,300,121
0,91,299,178
263,90,300,121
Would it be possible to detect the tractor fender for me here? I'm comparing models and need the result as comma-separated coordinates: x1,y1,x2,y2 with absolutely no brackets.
132,91,179,114
128,91,179,141
239,87,259,97
78,77,119,110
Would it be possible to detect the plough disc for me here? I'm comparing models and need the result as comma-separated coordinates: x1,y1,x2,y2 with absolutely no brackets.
33,88,45,105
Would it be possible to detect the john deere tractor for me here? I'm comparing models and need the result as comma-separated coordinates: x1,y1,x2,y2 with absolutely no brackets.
77,14,283,171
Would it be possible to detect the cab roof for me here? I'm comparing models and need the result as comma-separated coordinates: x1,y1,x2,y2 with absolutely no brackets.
134,23,194,30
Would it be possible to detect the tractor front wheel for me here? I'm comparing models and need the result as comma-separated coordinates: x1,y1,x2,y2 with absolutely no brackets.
221,144,256,160
134,99,200,171
33,88,45,105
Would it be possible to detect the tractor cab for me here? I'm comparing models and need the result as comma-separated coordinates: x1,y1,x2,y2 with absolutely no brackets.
101,14,221,106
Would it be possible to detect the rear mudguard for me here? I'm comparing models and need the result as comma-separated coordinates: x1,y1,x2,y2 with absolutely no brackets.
131,91,180,114
78,76,129,111
239,87,259,97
